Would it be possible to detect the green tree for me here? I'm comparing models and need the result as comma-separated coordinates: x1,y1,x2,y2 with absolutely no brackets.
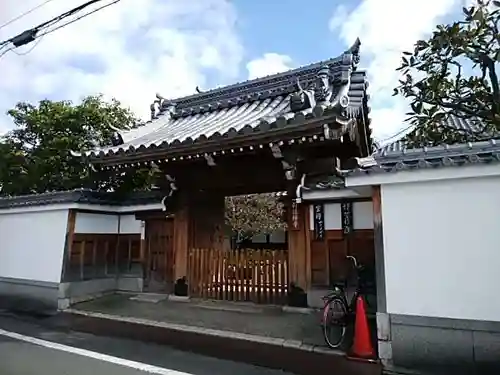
394,0,500,147
225,193,287,240
0,95,151,196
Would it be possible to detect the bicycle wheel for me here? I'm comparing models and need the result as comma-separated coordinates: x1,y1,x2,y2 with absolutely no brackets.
322,297,348,349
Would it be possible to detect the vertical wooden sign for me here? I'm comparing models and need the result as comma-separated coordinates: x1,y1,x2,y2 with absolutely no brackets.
291,201,300,230
140,221,146,240
139,220,147,279
313,203,325,240
341,202,353,236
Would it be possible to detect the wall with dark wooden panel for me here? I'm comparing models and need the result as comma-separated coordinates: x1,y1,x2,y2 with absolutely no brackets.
64,211,143,282
308,200,374,287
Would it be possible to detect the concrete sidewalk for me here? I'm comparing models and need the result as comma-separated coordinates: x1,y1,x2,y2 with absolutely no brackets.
51,294,381,375
56,308,381,375
71,294,330,347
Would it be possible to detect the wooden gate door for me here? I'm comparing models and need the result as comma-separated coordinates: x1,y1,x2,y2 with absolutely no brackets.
145,218,175,292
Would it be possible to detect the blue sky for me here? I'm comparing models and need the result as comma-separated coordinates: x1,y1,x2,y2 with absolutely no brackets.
0,0,469,142
234,0,347,65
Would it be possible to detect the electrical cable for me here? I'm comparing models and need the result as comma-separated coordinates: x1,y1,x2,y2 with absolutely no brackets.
0,0,56,32
0,0,111,49
12,36,45,56
36,0,121,40
0,46,14,59
0,0,121,59
376,124,414,145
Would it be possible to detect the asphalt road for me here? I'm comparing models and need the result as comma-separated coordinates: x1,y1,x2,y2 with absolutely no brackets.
0,313,294,375
0,336,153,375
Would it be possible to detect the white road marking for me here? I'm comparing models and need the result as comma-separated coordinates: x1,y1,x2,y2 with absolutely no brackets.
0,328,192,375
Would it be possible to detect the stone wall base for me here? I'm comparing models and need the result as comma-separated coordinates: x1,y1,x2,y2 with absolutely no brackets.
58,277,143,309
0,275,144,313
0,276,59,314
381,312,500,374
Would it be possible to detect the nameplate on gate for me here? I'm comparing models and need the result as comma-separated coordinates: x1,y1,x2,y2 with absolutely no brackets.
341,202,353,235
140,221,146,240
313,204,325,240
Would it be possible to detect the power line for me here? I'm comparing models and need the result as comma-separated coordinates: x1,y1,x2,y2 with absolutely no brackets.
0,0,56,32
37,0,121,39
0,0,122,59
0,0,112,49
12,36,45,56
376,124,414,146
0,46,13,59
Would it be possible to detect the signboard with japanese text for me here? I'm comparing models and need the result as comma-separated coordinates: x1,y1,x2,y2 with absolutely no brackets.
313,203,325,240
341,202,353,235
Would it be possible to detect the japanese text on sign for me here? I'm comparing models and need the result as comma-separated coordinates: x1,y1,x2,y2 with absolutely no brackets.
313,203,325,240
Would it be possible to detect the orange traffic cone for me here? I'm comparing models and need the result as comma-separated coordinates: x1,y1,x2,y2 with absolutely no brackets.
348,295,376,361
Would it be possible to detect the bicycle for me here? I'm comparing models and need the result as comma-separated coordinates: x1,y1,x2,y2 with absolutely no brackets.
321,255,367,349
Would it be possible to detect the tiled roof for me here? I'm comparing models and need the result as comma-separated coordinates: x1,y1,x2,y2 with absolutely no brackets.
349,139,500,177
82,39,370,158
301,116,500,191
0,189,165,209
378,115,499,155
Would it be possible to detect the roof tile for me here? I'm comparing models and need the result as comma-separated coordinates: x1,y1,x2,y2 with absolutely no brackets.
352,138,500,176
0,189,165,209
84,40,369,158
378,115,498,155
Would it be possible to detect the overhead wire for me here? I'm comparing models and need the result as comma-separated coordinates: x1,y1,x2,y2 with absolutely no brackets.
0,0,56,32
0,0,114,49
376,124,414,146
0,0,122,59
36,0,121,39
12,36,45,56
0,46,14,59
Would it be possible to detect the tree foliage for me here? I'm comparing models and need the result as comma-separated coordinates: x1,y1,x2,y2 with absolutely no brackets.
394,0,500,147
0,95,152,196
225,193,287,239
0,96,287,233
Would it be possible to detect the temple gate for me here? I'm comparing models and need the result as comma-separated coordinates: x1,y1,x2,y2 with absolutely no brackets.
75,38,373,304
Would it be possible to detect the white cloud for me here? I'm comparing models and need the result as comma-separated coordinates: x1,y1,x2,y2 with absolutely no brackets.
0,0,244,133
329,0,464,142
246,53,293,80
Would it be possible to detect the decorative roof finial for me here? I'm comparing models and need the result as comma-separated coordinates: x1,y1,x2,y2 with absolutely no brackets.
346,38,361,65
314,65,332,102
196,86,203,93
290,77,315,112
150,93,176,120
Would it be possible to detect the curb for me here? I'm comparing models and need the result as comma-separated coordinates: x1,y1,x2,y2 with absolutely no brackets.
65,309,327,353
281,306,318,314
62,309,382,375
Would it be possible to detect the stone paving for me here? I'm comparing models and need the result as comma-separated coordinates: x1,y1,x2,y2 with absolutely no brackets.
73,293,329,347
71,293,378,351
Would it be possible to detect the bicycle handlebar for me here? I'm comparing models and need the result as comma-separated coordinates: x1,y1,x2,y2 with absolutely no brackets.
346,255,359,269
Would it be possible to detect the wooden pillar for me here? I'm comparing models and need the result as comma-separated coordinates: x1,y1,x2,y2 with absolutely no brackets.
175,192,225,284
304,203,312,289
287,201,311,290
60,209,76,282
174,205,189,281
139,220,146,278
372,186,387,313
189,193,225,249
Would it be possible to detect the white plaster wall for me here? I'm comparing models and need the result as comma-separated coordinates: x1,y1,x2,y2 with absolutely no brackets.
249,231,286,243
353,201,373,229
0,209,68,283
269,230,286,243
119,215,141,234
382,176,500,322
74,212,118,234
252,233,267,243
309,202,373,230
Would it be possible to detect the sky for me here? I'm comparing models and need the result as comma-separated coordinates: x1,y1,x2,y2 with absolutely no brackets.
0,0,473,143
